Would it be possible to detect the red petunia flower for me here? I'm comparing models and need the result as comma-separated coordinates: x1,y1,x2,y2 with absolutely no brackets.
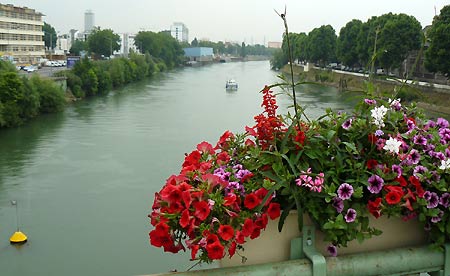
160,185,182,205
223,193,237,206
218,224,234,241
366,159,378,169
215,130,234,150
385,191,402,205
267,202,281,220
206,241,225,260
149,222,172,248
180,209,190,228
182,190,192,209
368,198,382,218
228,241,237,258
244,193,261,210
190,244,199,260
206,233,219,244
193,201,210,221
235,230,245,244
196,141,214,154
394,176,407,187
182,150,201,169
242,218,254,237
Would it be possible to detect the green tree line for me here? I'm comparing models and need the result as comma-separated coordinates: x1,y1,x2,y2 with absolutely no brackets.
56,52,163,98
271,6,450,78
0,61,66,128
190,38,275,57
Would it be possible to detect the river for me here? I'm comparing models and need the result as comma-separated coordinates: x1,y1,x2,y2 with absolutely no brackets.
0,61,356,276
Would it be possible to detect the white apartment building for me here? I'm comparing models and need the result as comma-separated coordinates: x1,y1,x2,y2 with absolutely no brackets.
0,4,45,65
84,10,94,34
118,33,138,57
56,35,70,55
170,22,189,43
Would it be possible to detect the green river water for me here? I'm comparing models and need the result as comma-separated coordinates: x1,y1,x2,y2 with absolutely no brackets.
0,61,356,276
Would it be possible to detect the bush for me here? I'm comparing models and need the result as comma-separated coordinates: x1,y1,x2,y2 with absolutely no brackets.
30,75,66,113
0,71,26,127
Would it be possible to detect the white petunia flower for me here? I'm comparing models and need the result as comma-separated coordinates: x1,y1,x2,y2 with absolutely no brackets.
439,159,450,170
383,137,402,154
371,105,388,128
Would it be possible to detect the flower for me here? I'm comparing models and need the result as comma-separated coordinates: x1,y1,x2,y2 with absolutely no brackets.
149,84,450,263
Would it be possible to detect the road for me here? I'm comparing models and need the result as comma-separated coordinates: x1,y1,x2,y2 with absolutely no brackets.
18,66,67,78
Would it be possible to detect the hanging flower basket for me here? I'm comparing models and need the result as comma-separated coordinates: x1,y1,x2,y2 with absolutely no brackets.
148,85,450,266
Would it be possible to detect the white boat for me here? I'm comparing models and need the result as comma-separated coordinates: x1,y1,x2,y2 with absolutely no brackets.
225,79,238,90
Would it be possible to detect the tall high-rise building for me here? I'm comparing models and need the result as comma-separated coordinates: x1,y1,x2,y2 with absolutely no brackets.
0,4,45,64
170,22,189,43
84,10,94,33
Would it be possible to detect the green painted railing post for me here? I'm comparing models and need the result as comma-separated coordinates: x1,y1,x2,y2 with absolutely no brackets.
302,225,326,276
445,243,450,276
290,237,304,260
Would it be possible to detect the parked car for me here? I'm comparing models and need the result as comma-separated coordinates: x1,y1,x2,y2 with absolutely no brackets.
23,65,37,73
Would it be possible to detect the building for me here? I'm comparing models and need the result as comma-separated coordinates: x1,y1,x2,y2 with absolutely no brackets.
0,4,45,65
56,34,70,55
84,10,95,34
183,47,213,62
118,33,138,57
170,22,189,43
267,41,282,49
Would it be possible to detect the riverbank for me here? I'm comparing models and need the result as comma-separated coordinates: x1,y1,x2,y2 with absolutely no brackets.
282,64,450,115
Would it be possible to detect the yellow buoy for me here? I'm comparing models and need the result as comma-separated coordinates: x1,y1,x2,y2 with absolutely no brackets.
10,231,27,244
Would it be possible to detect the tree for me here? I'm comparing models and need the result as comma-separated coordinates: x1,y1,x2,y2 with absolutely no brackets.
87,28,121,58
293,33,308,61
191,38,199,47
43,22,57,50
134,31,162,56
377,14,422,70
337,20,363,67
307,25,337,65
425,5,450,77
240,42,246,57
69,40,87,56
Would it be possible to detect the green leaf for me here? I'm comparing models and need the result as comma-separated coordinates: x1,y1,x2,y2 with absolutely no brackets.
278,203,295,232
342,142,358,154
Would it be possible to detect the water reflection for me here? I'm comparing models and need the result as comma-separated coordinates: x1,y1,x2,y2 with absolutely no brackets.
0,61,355,276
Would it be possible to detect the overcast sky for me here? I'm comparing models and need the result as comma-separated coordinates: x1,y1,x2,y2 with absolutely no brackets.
6,0,449,44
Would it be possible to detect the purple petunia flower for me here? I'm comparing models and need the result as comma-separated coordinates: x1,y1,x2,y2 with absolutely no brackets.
375,129,384,137
431,210,444,223
413,165,428,176
367,175,384,194
437,118,449,128
439,128,450,144
406,118,416,131
235,169,252,180
392,164,403,177
345,208,357,223
337,183,354,200
440,193,450,208
342,118,353,130
413,135,427,146
332,197,344,213
409,149,421,164
327,245,337,257
425,120,436,130
233,164,243,171
364,99,377,105
424,191,439,209
433,152,445,161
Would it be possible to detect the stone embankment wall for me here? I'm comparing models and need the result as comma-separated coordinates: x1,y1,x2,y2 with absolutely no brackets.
282,64,450,115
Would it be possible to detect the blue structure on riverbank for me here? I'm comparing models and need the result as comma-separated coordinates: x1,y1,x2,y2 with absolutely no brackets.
183,47,214,63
